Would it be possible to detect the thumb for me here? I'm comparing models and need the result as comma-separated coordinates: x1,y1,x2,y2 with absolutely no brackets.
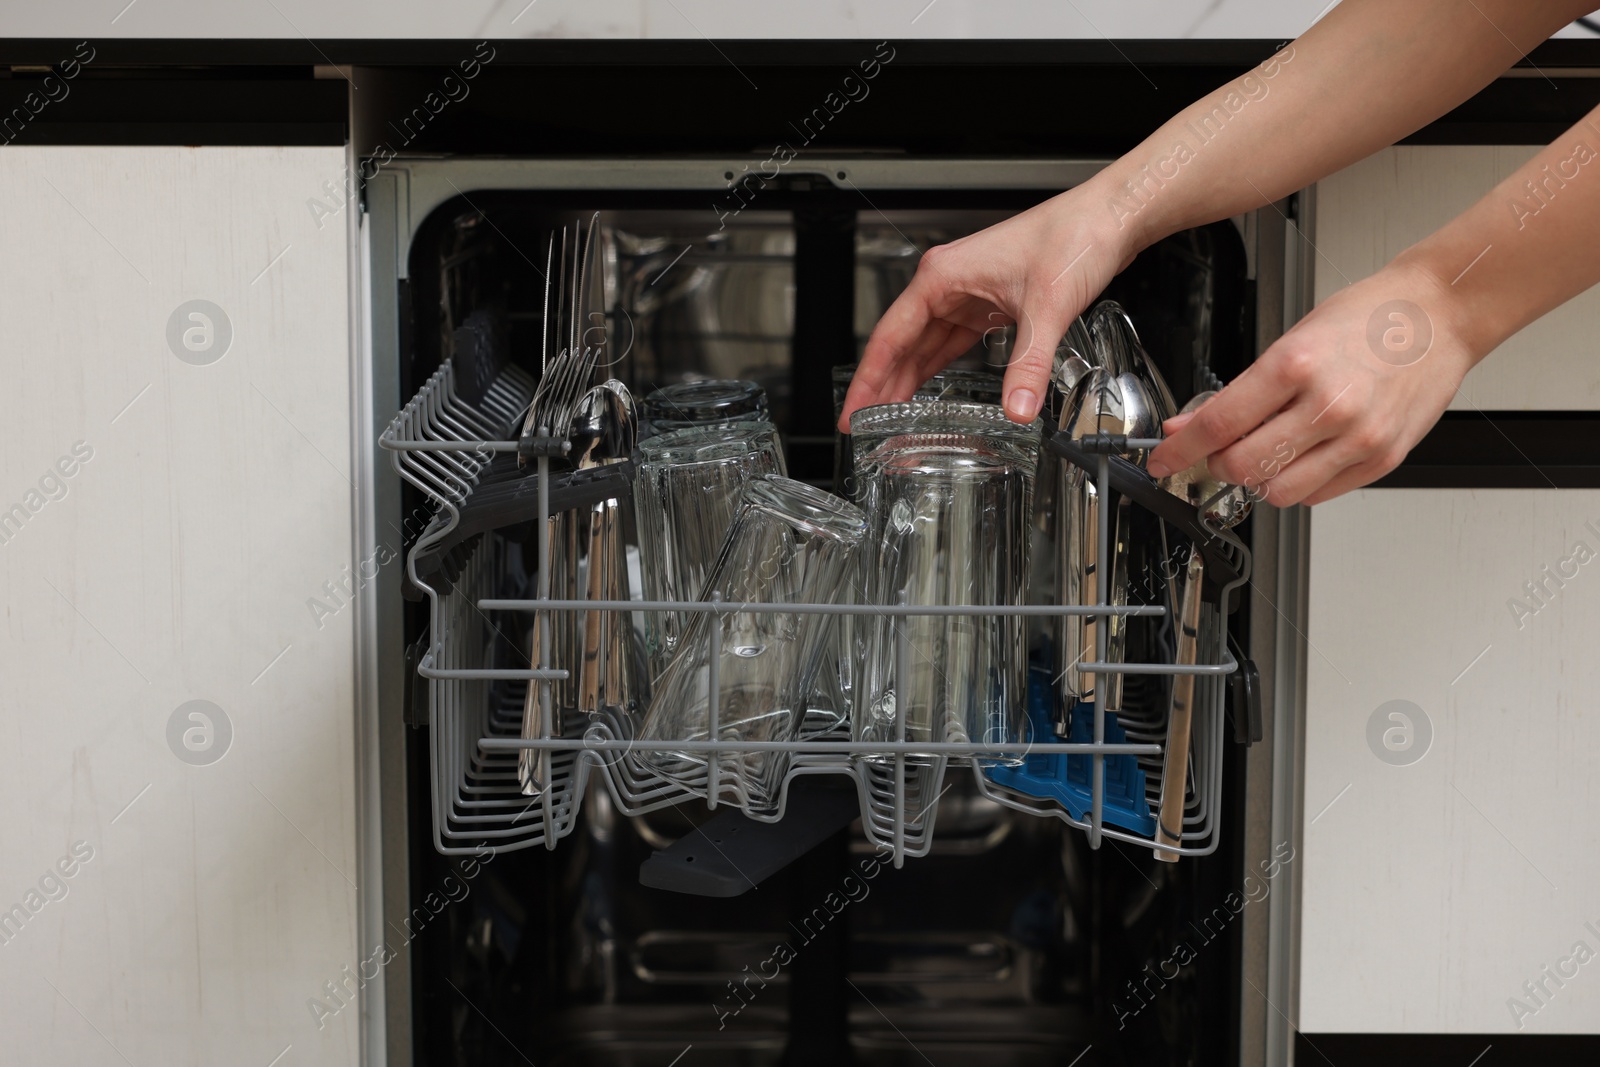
1161,410,1198,435
1001,306,1069,423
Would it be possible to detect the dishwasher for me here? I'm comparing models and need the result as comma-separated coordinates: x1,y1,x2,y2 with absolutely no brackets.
358,84,1289,1058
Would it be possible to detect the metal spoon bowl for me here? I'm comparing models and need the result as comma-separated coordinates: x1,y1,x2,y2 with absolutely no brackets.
570,379,636,469
1156,390,1252,529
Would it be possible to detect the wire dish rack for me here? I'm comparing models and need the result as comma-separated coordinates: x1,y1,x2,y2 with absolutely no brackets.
381,360,1250,866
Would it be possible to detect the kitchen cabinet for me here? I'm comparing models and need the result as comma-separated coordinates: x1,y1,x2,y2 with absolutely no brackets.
1312,144,1600,410
1300,488,1600,1033
1298,143,1600,1036
0,147,360,1066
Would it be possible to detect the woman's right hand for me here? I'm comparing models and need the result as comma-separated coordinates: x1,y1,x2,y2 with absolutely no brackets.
838,183,1140,429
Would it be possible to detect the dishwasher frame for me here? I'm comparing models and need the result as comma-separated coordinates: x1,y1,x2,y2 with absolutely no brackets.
351,156,1308,1067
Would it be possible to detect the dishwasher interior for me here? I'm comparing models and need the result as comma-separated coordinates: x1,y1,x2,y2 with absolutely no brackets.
383,177,1259,1067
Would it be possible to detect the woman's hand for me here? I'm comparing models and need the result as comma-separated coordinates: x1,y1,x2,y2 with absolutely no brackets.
839,2,1597,494
838,183,1138,429
1147,259,1476,506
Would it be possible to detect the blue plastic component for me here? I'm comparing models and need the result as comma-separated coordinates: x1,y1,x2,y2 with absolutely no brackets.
985,666,1157,838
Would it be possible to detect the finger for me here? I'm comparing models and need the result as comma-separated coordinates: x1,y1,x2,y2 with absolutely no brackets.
844,274,946,428
844,308,934,422
999,303,1071,422
915,321,986,385
1238,440,1344,508
857,321,953,412
840,319,964,428
1146,366,1292,479
1299,455,1400,506
842,304,992,427
1204,409,1330,490
839,317,985,430
1249,430,1400,508
881,318,963,402
1161,410,1197,436
843,296,995,431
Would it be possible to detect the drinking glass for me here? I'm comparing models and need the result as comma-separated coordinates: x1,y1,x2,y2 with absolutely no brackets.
831,371,1005,498
849,400,1039,486
642,379,768,436
853,431,1037,766
914,367,1003,405
633,421,787,682
835,401,1041,746
831,364,860,498
635,475,866,817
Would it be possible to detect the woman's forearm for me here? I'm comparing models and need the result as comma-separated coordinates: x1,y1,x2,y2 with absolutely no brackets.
1401,108,1600,363
1146,101,1600,505
1092,0,1594,252
841,0,1600,452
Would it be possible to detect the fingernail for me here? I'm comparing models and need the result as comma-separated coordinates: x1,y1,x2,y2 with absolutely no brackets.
1007,389,1038,421
1146,459,1172,479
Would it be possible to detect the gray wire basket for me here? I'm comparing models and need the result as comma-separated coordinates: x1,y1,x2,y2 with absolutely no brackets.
381,362,1246,864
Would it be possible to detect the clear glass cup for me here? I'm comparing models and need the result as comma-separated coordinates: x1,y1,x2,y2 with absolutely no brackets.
835,402,1041,748
849,400,1040,488
914,367,1003,405
853,431,1037,767
831,364,860,498
642,379,769,435
633,421,787,682
832,372,1006,497
635,475,866,817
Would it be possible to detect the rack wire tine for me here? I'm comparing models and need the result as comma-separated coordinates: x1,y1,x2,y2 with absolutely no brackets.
539,438,556,846
1091,452,1109,849
707,592,722,810
894,591,908,869
541,234,554,375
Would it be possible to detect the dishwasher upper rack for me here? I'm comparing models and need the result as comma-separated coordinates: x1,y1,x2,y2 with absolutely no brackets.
384,360,1248,863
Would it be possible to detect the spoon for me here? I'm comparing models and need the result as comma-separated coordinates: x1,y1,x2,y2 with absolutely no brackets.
1086,302,1164,463
517,380,635,796
1091,301,1179,424
576,381,636,719
1059,348,1158,710
1057,367,1132,711
1156,391,1252,528
1055,315,1096,395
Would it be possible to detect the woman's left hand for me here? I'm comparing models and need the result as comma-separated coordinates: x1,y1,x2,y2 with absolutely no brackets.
1147,259,1475,506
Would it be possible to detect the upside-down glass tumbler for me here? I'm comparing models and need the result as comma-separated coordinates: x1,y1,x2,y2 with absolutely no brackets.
635,475,866,816
853,431,1037,767
633,421,786,683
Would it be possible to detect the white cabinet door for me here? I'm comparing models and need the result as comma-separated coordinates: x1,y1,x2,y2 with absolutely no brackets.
1314,145,1600,411
1300,488,1600,1033
0,147,359,1067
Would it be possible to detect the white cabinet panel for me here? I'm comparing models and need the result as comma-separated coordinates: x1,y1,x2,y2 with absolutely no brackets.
1314,145,1600,410
0,147,358,1067
1301,489,1600,1033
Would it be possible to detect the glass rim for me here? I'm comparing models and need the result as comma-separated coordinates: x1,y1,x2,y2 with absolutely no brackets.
642,378,768,417
638,419,778,463
743,474,865,542
832,365,1000,382
863,431,1036,475
848,399,1042,438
